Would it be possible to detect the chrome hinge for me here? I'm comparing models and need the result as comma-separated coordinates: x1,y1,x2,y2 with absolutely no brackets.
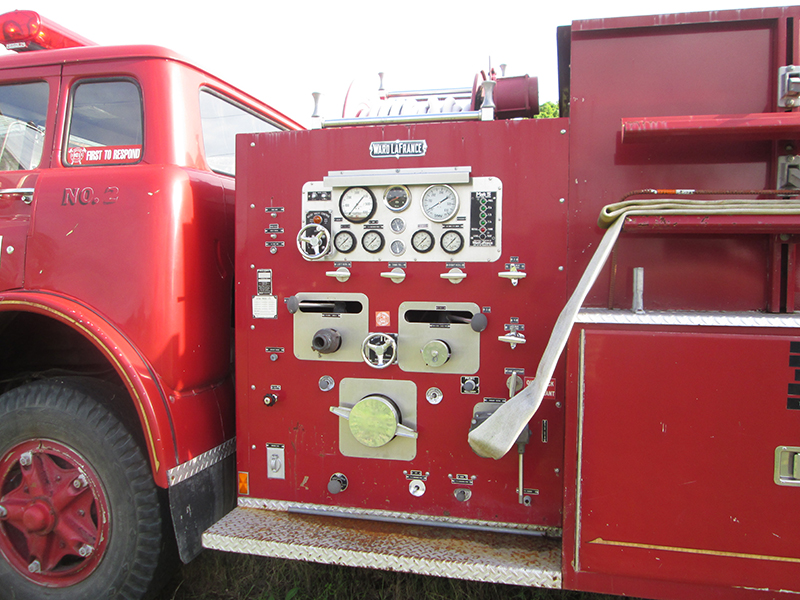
778,65,800,108
777,155,800,189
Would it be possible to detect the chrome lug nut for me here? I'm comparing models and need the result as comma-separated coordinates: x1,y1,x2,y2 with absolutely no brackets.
73,474,88,489
28,560,41,573
19,452,32,467
0,504,7,519
78,544,94,557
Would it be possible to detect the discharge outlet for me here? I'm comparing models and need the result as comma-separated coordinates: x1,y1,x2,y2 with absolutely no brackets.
312,328,342,354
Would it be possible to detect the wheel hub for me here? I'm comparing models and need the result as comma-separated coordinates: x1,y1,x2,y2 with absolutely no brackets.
21,500,55,534
0,440,110,587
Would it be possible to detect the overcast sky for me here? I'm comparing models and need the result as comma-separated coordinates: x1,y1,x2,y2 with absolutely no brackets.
1,1,789,125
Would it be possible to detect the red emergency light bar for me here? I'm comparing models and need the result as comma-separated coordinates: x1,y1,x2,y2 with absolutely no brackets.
0,10,95,52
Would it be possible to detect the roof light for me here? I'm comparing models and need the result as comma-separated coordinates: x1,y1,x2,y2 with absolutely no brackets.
0,10,95,52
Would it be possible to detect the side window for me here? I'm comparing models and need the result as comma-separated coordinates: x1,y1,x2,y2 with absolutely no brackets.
200,90,280,176
65,80,143,167
0,81,48,171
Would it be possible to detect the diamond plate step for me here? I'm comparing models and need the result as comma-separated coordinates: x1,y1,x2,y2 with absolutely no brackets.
203,507,562,588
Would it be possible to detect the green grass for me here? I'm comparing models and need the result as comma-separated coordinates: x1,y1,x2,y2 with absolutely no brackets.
155,551,635,600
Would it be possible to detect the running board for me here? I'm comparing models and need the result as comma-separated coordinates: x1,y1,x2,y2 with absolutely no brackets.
203,507,562,588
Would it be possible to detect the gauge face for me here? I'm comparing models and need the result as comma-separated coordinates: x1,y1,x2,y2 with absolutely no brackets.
390,217,405,234
421,184,459,223
334,230,356,253
440,230,464,254
339,186,376,223
411,229,435,253
361,230,385,253
384,185,411,212
390,240,405,256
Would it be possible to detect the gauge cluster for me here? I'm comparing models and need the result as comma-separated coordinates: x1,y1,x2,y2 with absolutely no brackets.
300,175,502,263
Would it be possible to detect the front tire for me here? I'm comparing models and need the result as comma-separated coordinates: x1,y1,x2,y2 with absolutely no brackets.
0,379,164,599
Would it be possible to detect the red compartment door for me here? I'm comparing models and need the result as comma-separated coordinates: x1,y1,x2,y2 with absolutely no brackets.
569,327,800,596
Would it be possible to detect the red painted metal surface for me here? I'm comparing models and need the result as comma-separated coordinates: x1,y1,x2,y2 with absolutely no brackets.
567,8,795,312
235,118,569,529
621,112,800,142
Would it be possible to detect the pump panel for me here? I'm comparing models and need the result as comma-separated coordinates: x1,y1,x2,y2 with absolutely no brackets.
235,119,569,532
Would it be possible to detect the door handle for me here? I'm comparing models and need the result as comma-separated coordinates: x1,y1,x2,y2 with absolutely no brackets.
774,446,800,486
0,188,34,204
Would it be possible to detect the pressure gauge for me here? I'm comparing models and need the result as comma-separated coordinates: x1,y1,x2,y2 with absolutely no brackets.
361,230,385,253
440,230,464,254
421,184,459,222
334,230,356,253
390,217,406,234
390,240,405,256
411,229,435,253
384,185,411,212
340,186,376,223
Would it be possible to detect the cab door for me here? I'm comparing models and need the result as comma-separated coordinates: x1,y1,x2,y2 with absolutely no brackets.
0,65,60,290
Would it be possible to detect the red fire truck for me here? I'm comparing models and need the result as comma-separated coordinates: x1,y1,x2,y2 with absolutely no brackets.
2,6,800,600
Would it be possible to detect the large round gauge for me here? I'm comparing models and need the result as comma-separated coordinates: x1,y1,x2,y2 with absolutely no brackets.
421,184,459,222
411,229,435,253
361,230,385,253
334,230,356,253
440,230,464,254
384,185,411,212
339,186,376,223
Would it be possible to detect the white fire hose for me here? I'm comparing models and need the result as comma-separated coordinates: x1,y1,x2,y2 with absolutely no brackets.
467,196,800,460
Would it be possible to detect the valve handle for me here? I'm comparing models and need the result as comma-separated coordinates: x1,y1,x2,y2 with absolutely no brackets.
361,333,398,369
296,223,331,260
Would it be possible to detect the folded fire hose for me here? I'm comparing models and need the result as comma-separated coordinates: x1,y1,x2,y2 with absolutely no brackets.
467,196,800,460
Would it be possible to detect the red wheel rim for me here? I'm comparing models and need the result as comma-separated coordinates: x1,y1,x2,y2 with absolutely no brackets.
0,440,110,587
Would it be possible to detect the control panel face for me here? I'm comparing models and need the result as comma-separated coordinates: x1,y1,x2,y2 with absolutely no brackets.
236,119,569,535
300,170,501,263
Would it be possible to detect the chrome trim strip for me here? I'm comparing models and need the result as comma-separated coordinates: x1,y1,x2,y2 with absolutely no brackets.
167,437,235,486
323,166,471,187
322,111,482,128
238,497,560,536
0,188,34,195
574,329,586,572
386,87,471,99
576,308,800,328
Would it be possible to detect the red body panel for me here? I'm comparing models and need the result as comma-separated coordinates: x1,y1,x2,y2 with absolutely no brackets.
0,44,299,480
559,6,800,599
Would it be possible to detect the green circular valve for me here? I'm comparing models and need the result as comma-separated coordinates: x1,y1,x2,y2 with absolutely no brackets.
348,395,401,447
421,339,451,367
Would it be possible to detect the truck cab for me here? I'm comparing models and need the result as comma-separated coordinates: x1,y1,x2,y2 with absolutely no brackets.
0,10,300,599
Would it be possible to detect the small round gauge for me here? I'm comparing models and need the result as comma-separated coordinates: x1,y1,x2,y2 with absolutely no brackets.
334,230,356,253
384,185,411,212
421,184,459,222
390,217,406,234
440,230,464,254
390,240,406,256
361,230,385,253
339,186,376,223
411,229,435,253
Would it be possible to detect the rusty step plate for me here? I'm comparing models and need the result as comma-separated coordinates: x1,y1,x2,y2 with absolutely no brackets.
203,507,561,588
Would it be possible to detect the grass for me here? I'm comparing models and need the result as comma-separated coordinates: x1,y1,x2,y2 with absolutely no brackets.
155,551,636,600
